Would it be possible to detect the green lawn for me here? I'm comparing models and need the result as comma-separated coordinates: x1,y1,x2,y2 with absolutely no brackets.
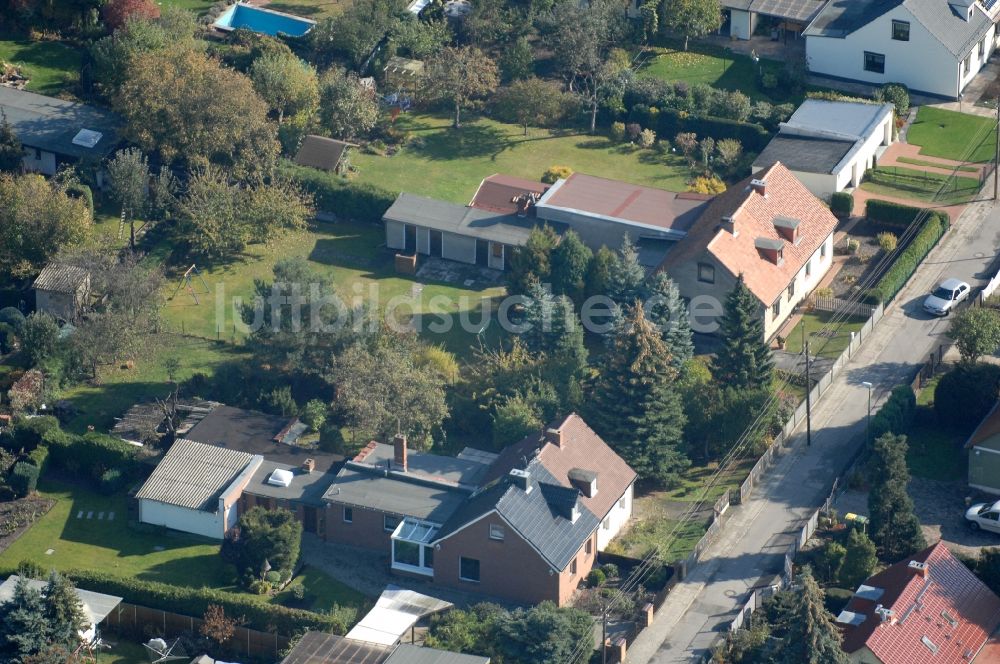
351,113,692,204
895,156,979,173
636,42,790,103
158,219,508,358
615,513,709,561
783,311,869,359
906,106,997,163
906,418,966,481
862,165,981,204
0,481,369,613
96,640,149,664
265,0,353,19
0,34,84,97
156,0,217,13
660,457,758,504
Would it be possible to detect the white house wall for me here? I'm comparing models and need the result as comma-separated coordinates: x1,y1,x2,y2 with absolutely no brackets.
806,5,991,98
385,220,406,250
763,232,834,340
139,499,227,539
21,147,57,176
442,232,476,264
597,484,634,551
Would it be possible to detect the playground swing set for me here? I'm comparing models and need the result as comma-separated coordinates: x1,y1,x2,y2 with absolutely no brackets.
170,264,211,305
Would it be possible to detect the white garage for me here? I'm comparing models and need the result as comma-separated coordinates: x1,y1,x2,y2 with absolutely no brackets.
136,439,262,539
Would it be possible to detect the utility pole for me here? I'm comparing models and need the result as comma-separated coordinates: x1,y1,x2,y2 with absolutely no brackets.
601,600,608,664
994,95,999,200
805,338,812,447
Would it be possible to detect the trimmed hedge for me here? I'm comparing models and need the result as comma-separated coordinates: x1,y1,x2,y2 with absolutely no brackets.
44,429,139,481
4,416,61,452
276,161,396,223
864,199,937,228
870,385,916,440
65,183,94,219
26,444,49,476
865,211,949,304
9,461,39,497
54,570,351,636
629,105,772,152
934,364,1000,428
830,191,853,218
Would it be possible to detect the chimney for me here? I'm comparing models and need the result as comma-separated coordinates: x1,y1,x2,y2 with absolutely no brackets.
393,433,408,472
750,178,767,197
874,604,895,625
509,468,531,492
545,427,564,447
302,458,315,474
908,560,929,579
720,215,738,237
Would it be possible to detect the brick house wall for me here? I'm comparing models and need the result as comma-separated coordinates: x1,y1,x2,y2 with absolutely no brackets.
434,512,597,606
239,493,326,538
323,502,398,551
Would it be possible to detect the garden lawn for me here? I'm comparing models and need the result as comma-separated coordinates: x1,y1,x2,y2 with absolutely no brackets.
636,42,789,103
783,311,869,359
96,640,148,664
351,113,692,203
156,0,217,13
895,156,978,173
0,481,369,613
905,420,965,481
615,513,708,560
157,220,509,358
906,106,997,163
264,0,354,19
58,335,246,434
861,165,981,205
661,457,757,504
0,35,84,97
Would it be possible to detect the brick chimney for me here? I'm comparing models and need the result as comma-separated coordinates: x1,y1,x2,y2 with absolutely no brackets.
720,215,738,237
302,458,315,474
750,178,767,197
545,427,564,447
393,433,408,472
908,560,929,579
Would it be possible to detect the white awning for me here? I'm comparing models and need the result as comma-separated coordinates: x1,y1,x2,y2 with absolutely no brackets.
345,585,453,646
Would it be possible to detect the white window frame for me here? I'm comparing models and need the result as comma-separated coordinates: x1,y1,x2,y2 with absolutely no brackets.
343,507,353,523
489,523,505,541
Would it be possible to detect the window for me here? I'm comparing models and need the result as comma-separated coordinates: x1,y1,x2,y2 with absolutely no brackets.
492,242,503,258
394,540,420,566
771,299,781,319
697,262,715,284
460,557,481,582
864,52,885,74
619,496,626,509
602,517,610,530
787,281,795,300
585,539,593,554
805,259,812,278
964,54,972,76
384,515,400,532
980,38,987,61
891,20,909,41
489,524,505,541
570,558,578,575
821,241,828,259
343,507,353,523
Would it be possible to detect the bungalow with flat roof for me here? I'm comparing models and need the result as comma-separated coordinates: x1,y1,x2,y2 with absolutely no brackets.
722,0,827,40
753,99,895,199
658,161,838,341
0,87,121,181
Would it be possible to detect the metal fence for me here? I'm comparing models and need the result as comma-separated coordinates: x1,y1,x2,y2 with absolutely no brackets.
812,296,879,318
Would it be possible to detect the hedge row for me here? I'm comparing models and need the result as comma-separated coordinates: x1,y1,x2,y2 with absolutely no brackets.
830,192,853,217
865,211,950,304
628,105,772,152
865,199,934,228
870,385,916,440
277,161,397,223
49,570,350,636
45,429,140,480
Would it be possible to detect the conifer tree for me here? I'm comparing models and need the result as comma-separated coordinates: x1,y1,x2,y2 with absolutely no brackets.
550,230,592,303
590,303,687,484
521,282,588,405
840,527,878,589
506,225,559,297
714,275,773,390
584,245,616,301
0,577,49,660
645,271,693,370
868,433,926,561
43,571,87,647
774,567,849,664
608,235,645,306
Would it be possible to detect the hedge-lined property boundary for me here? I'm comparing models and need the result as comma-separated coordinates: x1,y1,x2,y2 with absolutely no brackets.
870,385,917,440
627,105,772,152
278,161,396,223
865,209,950,304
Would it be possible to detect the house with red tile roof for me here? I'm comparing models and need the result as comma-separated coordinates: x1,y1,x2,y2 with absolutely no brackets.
657,161,838,340
837,541,1000,664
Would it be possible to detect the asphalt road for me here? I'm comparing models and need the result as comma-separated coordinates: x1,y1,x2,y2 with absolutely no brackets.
627,196,1000,663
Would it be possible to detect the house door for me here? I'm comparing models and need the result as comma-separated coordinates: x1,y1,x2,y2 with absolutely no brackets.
430,230,443,257
404,224,416,253
303,506,318,533
475,240,489,266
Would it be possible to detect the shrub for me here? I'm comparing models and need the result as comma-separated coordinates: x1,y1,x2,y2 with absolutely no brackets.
687,176,726,194
610,122,626,142
99,468,126,495
265,570,282,584
47,430,139,481
275,161,395,222
866,212,949,304
877,232,898,252
846,238,860,254
542,165,573,184
877,83,910,116
587,569,606,587
601,563,619,579
870,385,916,440
25,445,49,476
761,72,778,90
292,584,306,601
865,199,928,228
5,416,61,452
830,191,853,217
818,541,847,583
638,128,656,149
935,364,1000,428
9,462,39,498
625,123,642,141
64,183,94,219
16,559,44,580
224,507,302,588
0,307,25,332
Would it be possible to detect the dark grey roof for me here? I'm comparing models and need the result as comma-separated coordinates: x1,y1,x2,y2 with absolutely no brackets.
323,466,468,523
136,439,259,511
294,135,355,171
281,632,393,664
384,645,489,664
111,401,168,443
0,87,121,160
244,460,339,507
435,461,599,572
805,0,992,58
383,193,536,246
752,134,855,175
751,0,827,22
32,263,88,293
353,442,491,488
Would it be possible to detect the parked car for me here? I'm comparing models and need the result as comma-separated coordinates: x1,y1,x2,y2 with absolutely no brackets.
965,500,1000,533
923,278,970,316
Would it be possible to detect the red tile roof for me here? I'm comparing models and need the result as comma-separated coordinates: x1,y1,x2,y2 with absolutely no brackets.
537,173,712,234
468,174,549,214
840,542,1000,664
483,413,637,520
658,162,838,305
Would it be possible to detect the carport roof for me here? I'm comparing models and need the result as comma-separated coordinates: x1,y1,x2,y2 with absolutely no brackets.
750,0,827,22
0,87,121,160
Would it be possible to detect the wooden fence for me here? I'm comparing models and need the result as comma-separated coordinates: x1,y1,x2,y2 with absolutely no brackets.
102,602,290,661
812,296,878,318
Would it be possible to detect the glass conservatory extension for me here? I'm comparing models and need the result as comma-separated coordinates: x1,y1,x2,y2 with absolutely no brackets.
390,518,438,576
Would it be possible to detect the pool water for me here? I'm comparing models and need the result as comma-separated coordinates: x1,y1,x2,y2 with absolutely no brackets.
213,3,316,37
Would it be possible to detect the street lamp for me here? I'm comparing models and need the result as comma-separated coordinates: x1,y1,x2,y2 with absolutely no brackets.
861,382,873,445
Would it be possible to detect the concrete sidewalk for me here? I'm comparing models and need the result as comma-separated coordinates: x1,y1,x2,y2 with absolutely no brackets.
627,193,999,663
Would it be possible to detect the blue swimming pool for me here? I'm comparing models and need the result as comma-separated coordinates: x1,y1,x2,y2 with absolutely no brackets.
213,3,316,37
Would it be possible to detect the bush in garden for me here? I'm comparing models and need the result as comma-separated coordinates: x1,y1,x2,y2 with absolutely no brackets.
625,123,642,141
687,176,726,195
601,563,619,579
869,385,916,440
9,462,39,498
877,83,910,116
610,121,626,142
934,364,1000,428
542,165,573,184
587,569,606,587
877,232,898,252
638,128,656,148
99,469,126,495
830,192,853,217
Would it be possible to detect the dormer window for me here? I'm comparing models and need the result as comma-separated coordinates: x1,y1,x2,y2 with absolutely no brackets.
773,216,801,244
755,237,785,265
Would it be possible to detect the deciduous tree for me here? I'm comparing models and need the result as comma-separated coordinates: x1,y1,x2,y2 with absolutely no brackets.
492,78,567,135
948,307,1000,364
250,51,319,125
506,224,559,297
549,230,592,303
200,604,236,645
102,0,159,29
317,67,379,140
660,0,722,51
0,111,22,173
310,0,403,68
424,46,499,129
21,313,60,366
106,147,149,249
714,275,773,390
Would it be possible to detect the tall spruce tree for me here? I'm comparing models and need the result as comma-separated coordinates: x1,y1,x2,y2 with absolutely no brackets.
0,111,22,173
43,571,87,647
868,433,926,561
521,282,588,406
0,577,50,661
607,235,645,306
645,271,693,370
773,567,849,664
590,303,688,484
715,275,773,390
840,527,878,589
